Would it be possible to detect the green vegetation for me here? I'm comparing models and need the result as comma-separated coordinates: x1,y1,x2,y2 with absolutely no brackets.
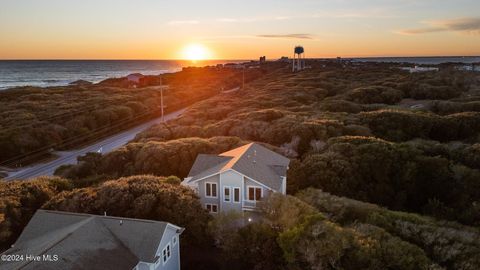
43,175,211,246
288,136,480,225
59,63,480,226
210,193,468,270
0,66,266,167
0,176,73,250
55,136,249,184
2,62,480,269
0,175,211,250
297,189,480,270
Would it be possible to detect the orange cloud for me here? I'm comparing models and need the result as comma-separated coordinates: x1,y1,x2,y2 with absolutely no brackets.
398,17,480,35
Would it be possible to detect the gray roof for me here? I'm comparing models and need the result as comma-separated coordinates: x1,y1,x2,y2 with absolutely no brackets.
186,143,290,190
0,210,181,270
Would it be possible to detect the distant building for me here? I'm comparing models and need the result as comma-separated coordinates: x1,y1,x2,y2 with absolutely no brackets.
456,63,480,72
182,143,290,216
259,56,266,63
126,73,145,84
278,57,289,62
401,66,439,73
0,210,184,270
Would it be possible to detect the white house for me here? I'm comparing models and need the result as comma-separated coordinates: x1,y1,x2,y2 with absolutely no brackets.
182,143,290,214
0,210,184,270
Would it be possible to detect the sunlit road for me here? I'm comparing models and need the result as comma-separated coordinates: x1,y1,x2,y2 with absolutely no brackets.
3,108,187,181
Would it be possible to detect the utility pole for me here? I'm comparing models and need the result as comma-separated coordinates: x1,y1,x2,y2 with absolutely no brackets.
160,77,165,123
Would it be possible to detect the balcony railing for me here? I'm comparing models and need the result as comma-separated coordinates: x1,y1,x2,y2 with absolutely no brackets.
242,200,257,209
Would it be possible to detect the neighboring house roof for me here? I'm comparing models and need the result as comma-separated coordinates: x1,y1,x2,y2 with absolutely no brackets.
126,73,145,82
0,210,182,270
185,143,290,190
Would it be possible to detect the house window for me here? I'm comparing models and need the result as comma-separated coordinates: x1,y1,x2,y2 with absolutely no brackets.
224,187,231,202
205,182,217,198
206,203,218,213
248,187,262,201
162,243,171,264
233,187,240,203
173,235,178,246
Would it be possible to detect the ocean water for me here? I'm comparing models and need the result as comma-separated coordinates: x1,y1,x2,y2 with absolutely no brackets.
0,60,245,90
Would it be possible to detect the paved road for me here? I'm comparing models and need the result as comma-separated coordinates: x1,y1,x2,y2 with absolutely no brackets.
3,108,187,181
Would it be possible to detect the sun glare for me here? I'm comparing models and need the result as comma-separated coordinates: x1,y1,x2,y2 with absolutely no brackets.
181,44,211,61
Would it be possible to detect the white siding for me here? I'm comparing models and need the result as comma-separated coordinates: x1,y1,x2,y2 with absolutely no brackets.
219,170,243,213
154,225,182,270
197,174,220,212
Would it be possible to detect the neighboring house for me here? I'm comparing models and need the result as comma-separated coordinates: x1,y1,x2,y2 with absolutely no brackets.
182,143,290,214
127,73,145,84
0,210,184,270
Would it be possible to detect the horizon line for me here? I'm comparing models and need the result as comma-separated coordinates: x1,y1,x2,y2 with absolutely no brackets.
0,55,479,61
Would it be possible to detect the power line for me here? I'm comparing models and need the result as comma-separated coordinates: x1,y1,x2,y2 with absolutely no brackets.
0,91,216,168
0,68,262,168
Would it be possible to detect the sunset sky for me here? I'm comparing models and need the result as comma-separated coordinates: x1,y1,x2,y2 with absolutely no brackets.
1,0,479,59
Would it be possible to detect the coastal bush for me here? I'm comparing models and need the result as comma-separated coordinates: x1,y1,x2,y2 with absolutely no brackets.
44,175,211,245
0,176,73,251
298,189,480,270
318,100,363,113
361,110,480,142
288,136,480,226
431,101,480,115
345,86,404,104
56,136,248,181
0,66,263,166
278,215,434,270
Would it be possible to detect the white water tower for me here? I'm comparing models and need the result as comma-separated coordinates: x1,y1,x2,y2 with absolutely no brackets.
292,46,305,72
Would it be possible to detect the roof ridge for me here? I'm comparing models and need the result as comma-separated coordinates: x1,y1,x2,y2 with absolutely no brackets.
98,218,140,262
39,209,168,225
219,143,255,170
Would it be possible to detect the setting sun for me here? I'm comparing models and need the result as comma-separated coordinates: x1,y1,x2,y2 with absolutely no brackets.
181,44,211,61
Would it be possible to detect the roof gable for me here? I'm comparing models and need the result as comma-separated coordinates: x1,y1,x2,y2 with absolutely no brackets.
186,143,290,190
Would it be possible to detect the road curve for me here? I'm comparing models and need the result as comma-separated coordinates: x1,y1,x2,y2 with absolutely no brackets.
3,108,187,181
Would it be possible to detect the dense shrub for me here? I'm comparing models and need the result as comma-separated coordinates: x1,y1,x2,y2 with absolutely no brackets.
298,189,480,270
361,110,480,142
44,175,211,246
56,136,248,181
346,86,404,104
0,176,73,250
288,136,480,225
0,66,264,165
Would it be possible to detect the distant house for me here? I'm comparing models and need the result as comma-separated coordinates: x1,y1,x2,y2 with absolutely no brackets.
401,66,439,73
182,143,290,214
127,73,145,84
0,210,184,270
